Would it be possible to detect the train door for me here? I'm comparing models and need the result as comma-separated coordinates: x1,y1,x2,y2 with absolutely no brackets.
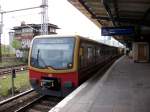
133,42,149,62
138,44,145,60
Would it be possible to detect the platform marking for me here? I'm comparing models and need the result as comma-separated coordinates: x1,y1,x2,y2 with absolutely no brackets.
49,56,124,112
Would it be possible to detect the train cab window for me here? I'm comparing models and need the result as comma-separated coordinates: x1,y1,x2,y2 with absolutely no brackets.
30,37,75,69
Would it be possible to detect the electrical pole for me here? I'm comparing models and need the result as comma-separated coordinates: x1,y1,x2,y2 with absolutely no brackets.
0,1,45,62
41,0,48,35
0,6,3,62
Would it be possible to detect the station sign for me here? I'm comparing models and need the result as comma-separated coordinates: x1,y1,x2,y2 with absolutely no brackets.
101,27,134,36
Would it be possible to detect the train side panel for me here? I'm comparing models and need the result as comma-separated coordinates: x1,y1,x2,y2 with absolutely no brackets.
77,38,120,84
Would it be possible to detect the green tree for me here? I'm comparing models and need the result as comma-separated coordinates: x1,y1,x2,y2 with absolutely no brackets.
12,38,21,49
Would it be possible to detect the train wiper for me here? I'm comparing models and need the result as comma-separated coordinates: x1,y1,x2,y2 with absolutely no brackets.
36,49,48,68
37,49,40,65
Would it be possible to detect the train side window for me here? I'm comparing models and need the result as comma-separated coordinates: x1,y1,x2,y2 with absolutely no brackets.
97,49,100,56
87,47,92,59
95,48,99,62
96,48,98,56
95,48,99,58
79,43,88,68
87,47,93,64
93,47,96,57
99,48,101,56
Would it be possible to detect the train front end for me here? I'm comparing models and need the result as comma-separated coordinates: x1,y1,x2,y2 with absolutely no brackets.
28,35,79,97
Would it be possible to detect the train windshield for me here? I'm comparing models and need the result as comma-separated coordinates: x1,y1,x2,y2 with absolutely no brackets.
30,37,75,69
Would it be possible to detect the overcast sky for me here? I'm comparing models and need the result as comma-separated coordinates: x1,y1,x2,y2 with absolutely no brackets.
0,0,103,44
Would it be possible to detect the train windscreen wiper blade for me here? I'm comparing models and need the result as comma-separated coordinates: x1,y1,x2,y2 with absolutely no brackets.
37,49,40,65
36,49,48,68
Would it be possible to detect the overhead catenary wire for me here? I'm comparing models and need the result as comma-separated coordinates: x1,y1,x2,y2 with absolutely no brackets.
0,0,49,62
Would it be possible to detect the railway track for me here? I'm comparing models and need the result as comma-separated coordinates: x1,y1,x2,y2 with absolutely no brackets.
0,57,119,112
0,89,40,112
0,65,27,76
0,88,62,112
15,96,62,112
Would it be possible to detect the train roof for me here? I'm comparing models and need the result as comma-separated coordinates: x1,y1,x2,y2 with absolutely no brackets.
33,34,118,48
34,34,75,39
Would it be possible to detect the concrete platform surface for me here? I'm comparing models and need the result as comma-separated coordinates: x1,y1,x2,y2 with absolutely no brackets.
49,56,150,112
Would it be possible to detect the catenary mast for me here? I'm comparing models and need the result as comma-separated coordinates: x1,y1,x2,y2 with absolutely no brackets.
41,0,49,35
0,0,48,62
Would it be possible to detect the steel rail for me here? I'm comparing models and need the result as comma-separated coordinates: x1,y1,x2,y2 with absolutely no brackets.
0,88,34,106
0,65,28,76
14,95,45,112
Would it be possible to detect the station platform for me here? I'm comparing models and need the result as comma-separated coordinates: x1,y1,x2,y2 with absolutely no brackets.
50,56,150,112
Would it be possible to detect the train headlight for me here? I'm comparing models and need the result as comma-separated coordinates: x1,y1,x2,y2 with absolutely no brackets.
67,63,72,68
40,81,43,87
48,74,53,77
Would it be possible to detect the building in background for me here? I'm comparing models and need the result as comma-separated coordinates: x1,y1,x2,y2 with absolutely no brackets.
12,22,59,49
12,22,59,62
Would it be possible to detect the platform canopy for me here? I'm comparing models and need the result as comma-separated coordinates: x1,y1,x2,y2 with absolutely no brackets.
68,0,150,46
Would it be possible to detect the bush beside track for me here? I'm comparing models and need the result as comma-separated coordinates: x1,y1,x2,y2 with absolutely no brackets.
0,70,31,97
